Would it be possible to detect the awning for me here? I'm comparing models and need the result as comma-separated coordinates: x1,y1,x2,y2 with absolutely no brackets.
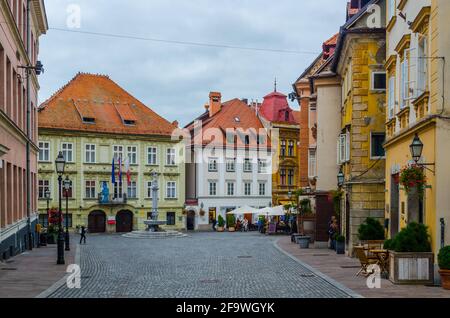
226,205,259,215
256,205,286,216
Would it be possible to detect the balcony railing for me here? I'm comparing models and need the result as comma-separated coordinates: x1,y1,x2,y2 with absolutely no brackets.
98,193,128,205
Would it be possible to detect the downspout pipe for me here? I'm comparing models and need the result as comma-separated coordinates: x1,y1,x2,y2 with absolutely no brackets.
26,0,33,250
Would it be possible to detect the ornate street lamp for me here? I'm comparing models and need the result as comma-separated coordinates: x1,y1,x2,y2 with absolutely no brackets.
63,175,71,251
410,134,424,163
337,168,345,188
55,152,66,265
409,134,435,174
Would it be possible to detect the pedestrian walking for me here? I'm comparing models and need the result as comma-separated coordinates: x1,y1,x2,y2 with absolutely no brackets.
79,226,87,245
211,217,217,231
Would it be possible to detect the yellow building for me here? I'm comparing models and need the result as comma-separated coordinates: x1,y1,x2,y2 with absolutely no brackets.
384,0,450,263
332,0,387,251
37,73,185,233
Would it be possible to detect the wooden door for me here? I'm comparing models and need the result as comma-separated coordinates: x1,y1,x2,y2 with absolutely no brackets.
116,211,133,233
88,211,106,233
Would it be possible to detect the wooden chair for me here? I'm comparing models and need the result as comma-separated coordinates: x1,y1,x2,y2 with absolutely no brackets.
354,246,379,277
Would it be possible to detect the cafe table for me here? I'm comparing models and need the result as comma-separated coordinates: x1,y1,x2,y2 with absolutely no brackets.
370,249,389,278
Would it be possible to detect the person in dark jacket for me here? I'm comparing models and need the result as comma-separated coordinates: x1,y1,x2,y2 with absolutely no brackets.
79,226,87,245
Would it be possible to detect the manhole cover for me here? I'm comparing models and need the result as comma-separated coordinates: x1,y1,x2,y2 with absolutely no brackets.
237,256,253,259
199,279,220,284
300,274,316,278
1,268,17,271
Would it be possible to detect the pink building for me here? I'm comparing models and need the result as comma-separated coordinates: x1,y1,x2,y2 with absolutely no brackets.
0,0,47,260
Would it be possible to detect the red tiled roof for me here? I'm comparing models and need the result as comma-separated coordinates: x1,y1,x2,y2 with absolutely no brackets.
292,110,301,124
324,33,339,46
38,73,176,136
187,98,270,148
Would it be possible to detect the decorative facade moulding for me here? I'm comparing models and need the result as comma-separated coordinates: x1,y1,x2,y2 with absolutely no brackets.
410,6,431,34
385,54,397,73
395,34,411,56
386,16,397,33
397,0,408,11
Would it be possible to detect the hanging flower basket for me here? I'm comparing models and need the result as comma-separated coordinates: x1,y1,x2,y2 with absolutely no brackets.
182,210,187,215
400,165,427,198
199,210,206,217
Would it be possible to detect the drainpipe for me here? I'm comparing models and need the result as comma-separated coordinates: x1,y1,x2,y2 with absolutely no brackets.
26,0,32,250
441,218,446,250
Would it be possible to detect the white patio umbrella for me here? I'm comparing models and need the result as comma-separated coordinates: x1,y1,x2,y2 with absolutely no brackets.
257,205,286,216
226,205,259,215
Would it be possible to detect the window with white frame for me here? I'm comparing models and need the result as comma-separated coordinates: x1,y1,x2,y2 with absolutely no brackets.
280,140,286,157
417,36,429,96
372,72,387,91
127,146,137,165
226,159,236,172
259,182,266,196
147,147,157,165
244,159,252,172
258,159,268,173
208,158,218,172
209,181,217,196
166,148,176,166
127,181,137,199
166,181,177,199
244,182,252,196
85,180,96,199
288,169,295,186
388,75,396,119
38,142,50,162
288,141,295,157
338,132,350,164
61,143,74,162
38,180,50,199
113,145,124,161
85,144,96,163
226,182,235,196
308,149,317,178
400,49,410,108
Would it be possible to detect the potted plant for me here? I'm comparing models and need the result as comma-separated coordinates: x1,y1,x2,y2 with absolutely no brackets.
400,164,427,198
388,222,434,285
296,197,312,249
438,246,450,290
227,214,236,232
217,215,225,232
358,217,385,246
335,235,346,255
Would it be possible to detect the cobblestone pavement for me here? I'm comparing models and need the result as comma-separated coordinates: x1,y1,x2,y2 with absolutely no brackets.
48,233,357,298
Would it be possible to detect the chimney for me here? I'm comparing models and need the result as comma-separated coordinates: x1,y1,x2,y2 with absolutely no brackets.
172,120,179,128
209,92,222,117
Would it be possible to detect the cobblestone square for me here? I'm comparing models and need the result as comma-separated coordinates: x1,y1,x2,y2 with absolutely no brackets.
48,233,357,298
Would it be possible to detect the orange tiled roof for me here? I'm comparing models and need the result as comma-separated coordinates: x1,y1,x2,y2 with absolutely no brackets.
187,98,270,148
38,73,176,136
324,33,339,46
292,110,301,124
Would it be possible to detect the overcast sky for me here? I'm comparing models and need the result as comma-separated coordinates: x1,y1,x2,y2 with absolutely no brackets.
39,0,349,127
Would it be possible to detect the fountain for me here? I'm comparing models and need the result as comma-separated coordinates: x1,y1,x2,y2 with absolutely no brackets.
123,171,186,239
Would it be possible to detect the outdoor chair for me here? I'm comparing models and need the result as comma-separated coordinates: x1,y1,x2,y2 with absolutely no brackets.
354,246,379,277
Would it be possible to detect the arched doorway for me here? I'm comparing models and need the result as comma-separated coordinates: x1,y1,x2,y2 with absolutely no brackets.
88,211,106,233
187,211,196,231
116,210,134,233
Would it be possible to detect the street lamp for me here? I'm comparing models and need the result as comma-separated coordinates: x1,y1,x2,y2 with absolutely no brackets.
409,134,435,174
410,134,423,163
337,168,345,188
55,152,66,265
63,175,71,251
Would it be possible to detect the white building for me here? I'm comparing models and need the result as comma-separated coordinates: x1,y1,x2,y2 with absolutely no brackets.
184,92,273,231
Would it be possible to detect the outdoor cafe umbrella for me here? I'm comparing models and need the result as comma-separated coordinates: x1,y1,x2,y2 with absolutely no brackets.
226,205,259,215
256,205,286,216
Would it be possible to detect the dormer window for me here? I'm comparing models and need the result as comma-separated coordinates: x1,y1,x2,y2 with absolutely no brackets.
82,117,95,124
123,119,136,126
285,111,290,121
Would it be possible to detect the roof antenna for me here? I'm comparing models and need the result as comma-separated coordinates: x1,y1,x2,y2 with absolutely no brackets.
274,77,277,92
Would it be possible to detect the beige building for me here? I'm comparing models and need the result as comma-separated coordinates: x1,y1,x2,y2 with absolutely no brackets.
384,0,450,266
0,0,47,260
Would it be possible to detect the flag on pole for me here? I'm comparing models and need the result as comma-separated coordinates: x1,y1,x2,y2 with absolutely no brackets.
118,156,122,185
111,157,116,184
125,157,131,186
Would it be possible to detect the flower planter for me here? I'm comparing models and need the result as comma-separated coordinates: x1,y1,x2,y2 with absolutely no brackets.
389,251,434,285
217,227,224,232
228,227,236,232
439,269,450,290
296,236,311,249
336,241,345,255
